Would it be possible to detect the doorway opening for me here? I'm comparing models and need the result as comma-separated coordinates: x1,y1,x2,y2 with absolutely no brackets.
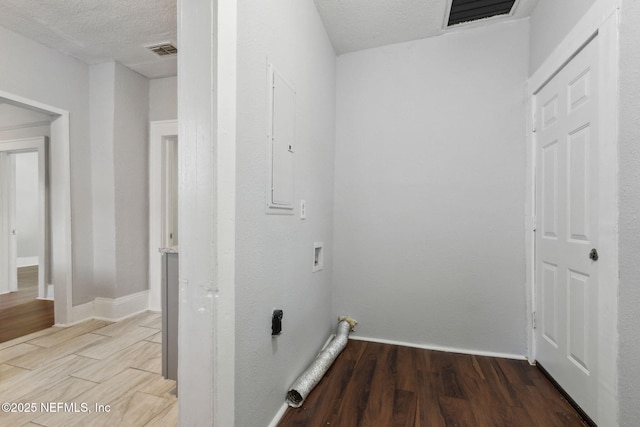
0,134,53,341
0,91,73,328
149,120,178,311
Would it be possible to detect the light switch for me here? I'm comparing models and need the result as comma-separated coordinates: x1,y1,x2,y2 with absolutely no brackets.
300,200,306,219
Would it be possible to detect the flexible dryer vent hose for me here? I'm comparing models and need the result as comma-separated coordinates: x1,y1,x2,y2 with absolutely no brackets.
286,316,357,408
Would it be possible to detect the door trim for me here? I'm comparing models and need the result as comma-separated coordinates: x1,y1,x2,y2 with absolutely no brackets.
0,90,73,326
525,1,619,425
149,119,178,312
0,138,49,299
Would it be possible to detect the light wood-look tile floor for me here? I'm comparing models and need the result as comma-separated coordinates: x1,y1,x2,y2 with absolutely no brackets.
0,311,177,426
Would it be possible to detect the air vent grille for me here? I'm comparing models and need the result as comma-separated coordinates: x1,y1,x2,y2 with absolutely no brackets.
448,0,516,27
146,43,177,56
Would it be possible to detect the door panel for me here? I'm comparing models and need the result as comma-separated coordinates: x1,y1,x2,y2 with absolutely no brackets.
541,262,558,347
535,38,599,420
567,126,590,242
542,140,558,239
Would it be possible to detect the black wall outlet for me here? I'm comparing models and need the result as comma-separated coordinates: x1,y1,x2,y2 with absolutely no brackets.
272,309,283,336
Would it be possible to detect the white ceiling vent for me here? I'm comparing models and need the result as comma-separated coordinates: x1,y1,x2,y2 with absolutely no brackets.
146,43,178,56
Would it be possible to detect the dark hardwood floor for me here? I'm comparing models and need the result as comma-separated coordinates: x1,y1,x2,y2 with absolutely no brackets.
279,340,588,427
0,266,54,343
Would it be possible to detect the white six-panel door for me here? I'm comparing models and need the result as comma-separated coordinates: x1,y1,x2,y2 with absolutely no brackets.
535,38,599,420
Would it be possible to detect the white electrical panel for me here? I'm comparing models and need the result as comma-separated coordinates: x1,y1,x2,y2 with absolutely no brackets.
266,63,295,214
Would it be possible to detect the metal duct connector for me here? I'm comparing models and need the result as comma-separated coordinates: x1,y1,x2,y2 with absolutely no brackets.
286,316,357,408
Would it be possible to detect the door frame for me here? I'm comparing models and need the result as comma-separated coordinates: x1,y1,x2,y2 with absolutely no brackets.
525,0,619,424
0,138,49,299
149,119,178,312
0,150,17,294
0,90,73,325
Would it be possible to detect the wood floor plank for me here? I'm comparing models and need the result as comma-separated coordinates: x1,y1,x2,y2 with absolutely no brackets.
145,332,162,343
415,370,447,427
144,399,178,427
26,319,112,348
5,333,107,369
71,340,162,382
140,316,162,330
0,300,54,343
0,363,30,382
279,340,589,427
0,354,97,400
333,343,377,426
0,326,62,352
0,376,98,426
392,389,417,426
471,402,536,426
361,343,395,426
0,312,176,426
31,368,158,426
292,351,357,427
438,395,479,426
75,327,158,360
91,312,160,337
73,391,172,427
0,287,38,310
0,343,41,364
137,374,178,399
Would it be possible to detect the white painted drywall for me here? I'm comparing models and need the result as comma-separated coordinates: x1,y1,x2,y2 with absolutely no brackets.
113,62,149,298
529,0,601,74
0,124,50,142
90,61,150,300
333,20,529,356
0,104,51,141
90,62,118,299
149,76,177,121
0,24,94,305
617,1,640,424
235,0,336,425
15,152,39,259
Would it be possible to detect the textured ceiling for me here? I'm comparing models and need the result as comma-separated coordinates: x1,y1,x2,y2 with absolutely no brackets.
314,0,540,55
0,0,540,78
0,0,176,79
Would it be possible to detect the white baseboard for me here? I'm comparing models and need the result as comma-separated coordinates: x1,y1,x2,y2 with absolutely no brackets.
93,290,150,321
348,335,527,361
17,256,39,267
267,403,289,427
62,290,150,326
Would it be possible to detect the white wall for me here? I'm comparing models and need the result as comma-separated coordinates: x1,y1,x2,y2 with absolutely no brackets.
0,24,94,305
149,76,177,121
90,61,150,299
0,104,51,141
333,20,529,356
617,1,640,424
15,152,39,259
90,62,118,299
529,0,600,74
113,62,149,298
235,0,336,425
